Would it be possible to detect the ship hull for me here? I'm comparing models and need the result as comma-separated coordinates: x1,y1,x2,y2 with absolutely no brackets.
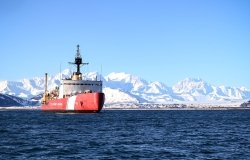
41,93,105,113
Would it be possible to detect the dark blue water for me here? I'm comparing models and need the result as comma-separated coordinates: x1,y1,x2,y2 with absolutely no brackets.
0,110,250,159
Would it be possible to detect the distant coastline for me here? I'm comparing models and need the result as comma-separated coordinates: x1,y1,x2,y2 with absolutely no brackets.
3,103,250,110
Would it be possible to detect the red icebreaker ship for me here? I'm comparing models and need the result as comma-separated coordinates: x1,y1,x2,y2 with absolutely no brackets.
41,45,105,112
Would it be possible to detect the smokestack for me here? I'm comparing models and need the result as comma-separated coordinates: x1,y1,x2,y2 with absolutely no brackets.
45,73,48,93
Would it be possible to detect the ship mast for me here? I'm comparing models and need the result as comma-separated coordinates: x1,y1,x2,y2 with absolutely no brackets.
69,45,89,80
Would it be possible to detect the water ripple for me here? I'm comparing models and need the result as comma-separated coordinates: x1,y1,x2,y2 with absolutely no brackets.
0,110,250,159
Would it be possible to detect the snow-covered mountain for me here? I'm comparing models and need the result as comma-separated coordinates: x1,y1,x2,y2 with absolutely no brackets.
0,69,250,105
172,78,250,102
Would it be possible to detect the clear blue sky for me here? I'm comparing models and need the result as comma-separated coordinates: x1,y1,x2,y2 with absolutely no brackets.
1,0,250,88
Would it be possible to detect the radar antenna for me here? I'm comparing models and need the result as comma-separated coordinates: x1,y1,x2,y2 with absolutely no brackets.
69,45,89,74
69,45,89,80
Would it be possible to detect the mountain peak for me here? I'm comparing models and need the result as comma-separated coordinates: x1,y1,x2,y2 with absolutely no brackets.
61,68,72,75
183,77,204,83
105,72,133,82
173,77,212,95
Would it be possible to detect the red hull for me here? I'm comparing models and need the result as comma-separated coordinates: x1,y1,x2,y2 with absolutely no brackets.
41,93,105,113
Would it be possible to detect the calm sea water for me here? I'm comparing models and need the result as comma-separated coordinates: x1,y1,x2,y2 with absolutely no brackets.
0,109,250,159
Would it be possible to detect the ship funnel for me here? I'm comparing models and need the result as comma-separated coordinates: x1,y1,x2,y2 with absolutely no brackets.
42,73,48,104
45,73,48,93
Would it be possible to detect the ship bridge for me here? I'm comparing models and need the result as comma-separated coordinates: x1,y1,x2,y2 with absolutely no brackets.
58,45,102,98
59,79,102,98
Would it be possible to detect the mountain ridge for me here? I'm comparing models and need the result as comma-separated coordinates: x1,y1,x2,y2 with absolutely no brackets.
0,69,249,105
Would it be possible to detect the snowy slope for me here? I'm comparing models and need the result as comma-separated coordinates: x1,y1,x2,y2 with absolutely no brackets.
103,88,139,104
0,69,250,104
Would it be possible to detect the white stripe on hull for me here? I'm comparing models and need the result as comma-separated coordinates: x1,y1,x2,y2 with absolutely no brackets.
66,96,76,110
